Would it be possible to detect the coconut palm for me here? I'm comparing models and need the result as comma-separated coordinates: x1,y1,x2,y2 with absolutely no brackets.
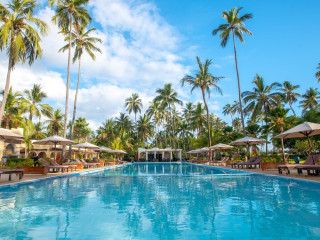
242,74,282,153
300,88,320,112
316,63,320,83
146,100,162,146
190,102,206,135
22,84,52,121
0,87,24,129
60,25,102,141
181,56,223,149
32,122,47,140
125,93,143,122
223,103,235,121
115,113,133,134
177,120,193,155
269,106,289,161
279,81,300,116
154,83,182,147
97,119,116,145
0,0,48,124
50,0,92,139
212,7,252,136
46,109,64,135
136,114,153,148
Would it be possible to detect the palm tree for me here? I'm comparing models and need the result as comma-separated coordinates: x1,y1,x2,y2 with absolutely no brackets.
223,103,235,121
22,84,52,121
146,100,162,146
269,106,289,161
0,87,24,129
212,7,252,136
316,63,320,83
97,119,116,146
154,83,182,148
242,74,282,153
32,122,47,140
190,102,206,135
0,0,48,124
50,0,92,139
181,56,223,149
46,109,64,135
115,113,133,135
279,81,300,116
136,114,153,148
60,25,102,142
300,88,320,112
177,120,192,155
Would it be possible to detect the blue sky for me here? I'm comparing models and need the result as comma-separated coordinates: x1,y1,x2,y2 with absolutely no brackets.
0,0,319,129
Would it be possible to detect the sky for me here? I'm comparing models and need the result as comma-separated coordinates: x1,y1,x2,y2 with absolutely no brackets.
0,0,319,131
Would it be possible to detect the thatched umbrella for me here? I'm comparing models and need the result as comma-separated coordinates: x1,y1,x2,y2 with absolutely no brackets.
231,137,268,158
73,142,99,159
0,128,23,140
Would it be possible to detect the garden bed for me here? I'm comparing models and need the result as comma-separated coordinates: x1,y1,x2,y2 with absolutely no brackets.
17,166,48,175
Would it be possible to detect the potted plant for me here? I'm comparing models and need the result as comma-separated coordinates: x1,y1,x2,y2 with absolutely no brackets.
9,158,49,175
261,155,285,170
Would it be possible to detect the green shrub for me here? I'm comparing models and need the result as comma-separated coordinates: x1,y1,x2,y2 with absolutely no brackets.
262,157,283,163
6,158,35,168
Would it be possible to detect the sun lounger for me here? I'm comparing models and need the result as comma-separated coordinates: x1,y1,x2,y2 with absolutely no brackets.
0,169,24,181
49,158,77,172
231,157,257,169
80,159,99,168
240,157,262,169
39,158,69,173
210,157,229,166
296,155,320,175
278,155,320,175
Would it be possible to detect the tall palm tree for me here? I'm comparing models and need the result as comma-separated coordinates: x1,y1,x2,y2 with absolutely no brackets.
181,56,223,149
177,120,192,155
60,25,102,141
136,114,153,148
32,122,47,140
300,88,320,112
212,7,252,136
316,63,320,83
46,109,64,135
279,81,300,116
97,119,116,145
242,74,282,154
22,84,52,121
223,103,235,121
125,93,143,122
50,0,92,139
154,83,182,148
115,113,133,135
0,0,48,123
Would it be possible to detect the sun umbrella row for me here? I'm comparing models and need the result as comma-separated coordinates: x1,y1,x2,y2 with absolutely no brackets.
32,135,126,160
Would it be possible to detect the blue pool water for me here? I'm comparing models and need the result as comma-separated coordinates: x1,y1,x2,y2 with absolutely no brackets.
0,163,320,239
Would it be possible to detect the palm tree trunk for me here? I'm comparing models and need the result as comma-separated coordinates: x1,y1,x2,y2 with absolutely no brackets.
63,14,73,138
232,29,246,137
201,90,212,145
61,14,73,161
0,51,13,125
155,122,158,146
68,55,82,159
263,103,268,155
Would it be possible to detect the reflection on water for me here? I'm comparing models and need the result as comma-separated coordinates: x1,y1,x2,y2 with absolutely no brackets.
0,163,319,239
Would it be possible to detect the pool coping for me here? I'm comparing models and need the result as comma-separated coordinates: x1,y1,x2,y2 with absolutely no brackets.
0,164,125,190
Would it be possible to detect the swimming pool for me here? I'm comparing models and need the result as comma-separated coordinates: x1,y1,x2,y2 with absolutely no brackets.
0,163,319,239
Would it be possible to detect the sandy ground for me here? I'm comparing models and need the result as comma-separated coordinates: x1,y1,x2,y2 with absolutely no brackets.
1,163,320,187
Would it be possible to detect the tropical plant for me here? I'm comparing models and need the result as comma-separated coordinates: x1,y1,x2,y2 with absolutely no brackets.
242,74,282,153
32,122,47,140
146,100,162,146
50,0,92,138
190,102,206,135
115,113,133,134
279,81,300,116
300,88,320,113
60,25,102,142
0,0,48,123
212,7,252,135
177,120,193,154
72,117,92,141
223,103,235,121
46,109,64,135
154,83,182,148
181,56,223,149
22,84,52,121
136,114,153,148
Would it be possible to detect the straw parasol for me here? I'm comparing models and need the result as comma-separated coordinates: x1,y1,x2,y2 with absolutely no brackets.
210,143,234,159
73,142,99,159
33,135,75,160
231,136,268,158
0,128,23,140
274,122,320,161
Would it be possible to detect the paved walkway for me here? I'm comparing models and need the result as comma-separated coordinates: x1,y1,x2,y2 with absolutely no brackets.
0,165,120,186
212,165,320,182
